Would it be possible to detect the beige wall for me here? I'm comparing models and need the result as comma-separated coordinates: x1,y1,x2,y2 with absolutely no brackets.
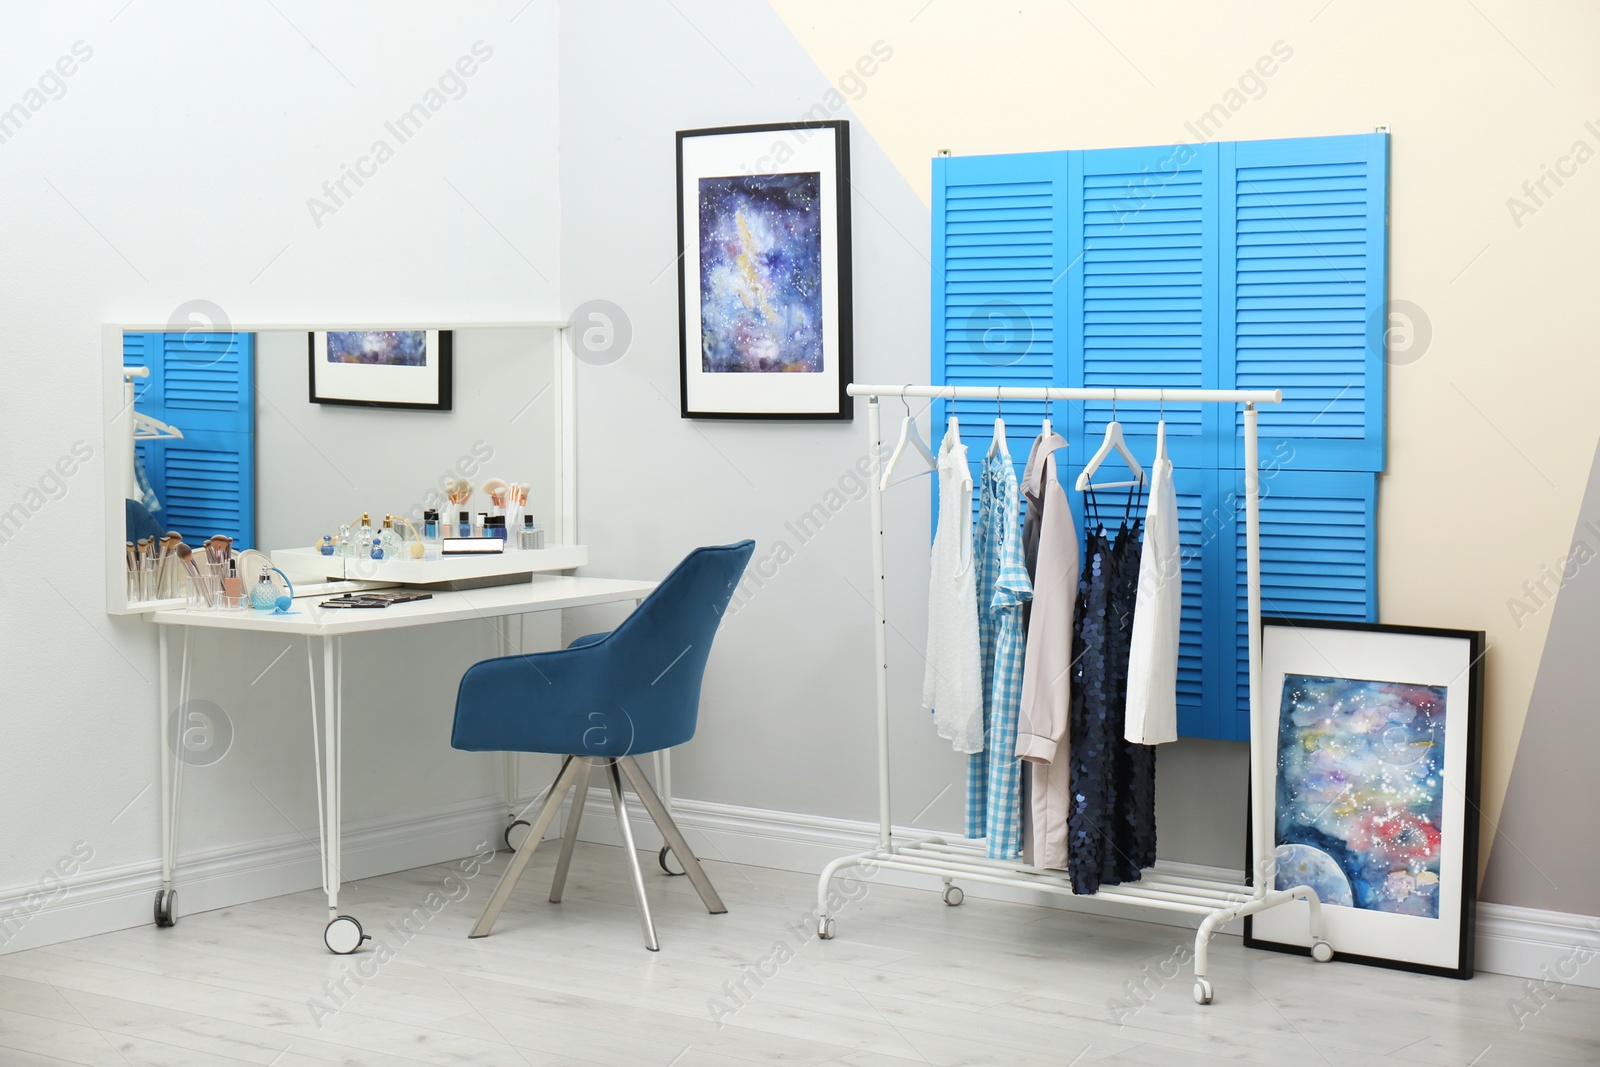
771,0,1600,876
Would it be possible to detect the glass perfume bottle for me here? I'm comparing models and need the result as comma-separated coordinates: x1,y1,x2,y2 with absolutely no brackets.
355,513,374,560
379,514,401,557
335,524,354,558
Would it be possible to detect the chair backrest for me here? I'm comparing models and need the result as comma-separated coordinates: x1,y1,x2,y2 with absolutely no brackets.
590,539,754,753
451,540,753,757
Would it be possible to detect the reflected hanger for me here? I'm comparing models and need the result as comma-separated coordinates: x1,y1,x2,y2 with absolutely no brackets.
880,386,938,490
1074,389,1146,491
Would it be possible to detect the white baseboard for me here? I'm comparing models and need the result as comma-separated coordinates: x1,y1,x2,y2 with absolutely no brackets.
0,798,506,956
1476,902,1600,989
8,784,1598,991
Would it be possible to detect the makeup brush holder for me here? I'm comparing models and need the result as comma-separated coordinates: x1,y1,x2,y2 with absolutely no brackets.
127,558,158,603
185,561,246,612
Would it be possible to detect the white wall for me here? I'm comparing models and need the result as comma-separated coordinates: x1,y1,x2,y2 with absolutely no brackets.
0,1,563,932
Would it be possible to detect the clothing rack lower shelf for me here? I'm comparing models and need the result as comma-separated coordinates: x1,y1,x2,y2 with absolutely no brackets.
816,840,1334,1003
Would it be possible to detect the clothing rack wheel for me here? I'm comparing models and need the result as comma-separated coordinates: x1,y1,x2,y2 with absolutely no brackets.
1311,939,1335,963
1193,978,1213,1005
817,916,836,940
941,881,964,906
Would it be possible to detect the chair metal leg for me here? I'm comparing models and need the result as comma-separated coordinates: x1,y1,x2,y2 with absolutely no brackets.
606,760,659,951
617,756,727,915
470,756,579,938
549,759,593,903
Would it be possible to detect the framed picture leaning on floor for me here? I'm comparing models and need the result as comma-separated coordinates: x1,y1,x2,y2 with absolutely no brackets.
1246,618,1485,979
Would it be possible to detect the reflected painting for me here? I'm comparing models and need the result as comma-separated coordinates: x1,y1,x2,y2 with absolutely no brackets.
1274,673,1448,918
326,330,428,366
698,172,823,374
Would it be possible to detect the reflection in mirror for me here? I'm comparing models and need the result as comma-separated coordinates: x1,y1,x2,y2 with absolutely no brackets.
107,325,565,614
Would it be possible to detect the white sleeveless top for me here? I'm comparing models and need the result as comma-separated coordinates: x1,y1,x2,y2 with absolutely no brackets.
924,421,984,753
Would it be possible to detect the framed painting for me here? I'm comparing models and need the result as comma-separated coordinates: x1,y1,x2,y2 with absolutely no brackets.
308,329,453,411
677,121,853,420
1245,618,1485,979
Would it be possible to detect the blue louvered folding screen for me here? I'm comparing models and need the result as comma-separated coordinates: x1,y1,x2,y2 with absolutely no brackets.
123,332,256,549
931,133,1386,742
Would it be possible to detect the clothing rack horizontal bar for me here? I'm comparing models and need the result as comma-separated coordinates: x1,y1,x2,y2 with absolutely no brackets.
847,383,1282,404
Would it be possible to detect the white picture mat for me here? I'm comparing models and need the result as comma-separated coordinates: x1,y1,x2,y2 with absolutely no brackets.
1252,624,1474,970
314,330,442,405
680,129,841,415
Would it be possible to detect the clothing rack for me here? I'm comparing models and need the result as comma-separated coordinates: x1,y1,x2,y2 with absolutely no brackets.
816,382,1333,1006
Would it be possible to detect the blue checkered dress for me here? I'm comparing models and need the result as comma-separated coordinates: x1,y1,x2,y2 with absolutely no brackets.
967,445,1033,858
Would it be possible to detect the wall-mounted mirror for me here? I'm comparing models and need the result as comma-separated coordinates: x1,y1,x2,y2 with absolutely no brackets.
103,323,573,615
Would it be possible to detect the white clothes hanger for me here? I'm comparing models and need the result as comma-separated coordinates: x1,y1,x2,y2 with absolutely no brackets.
1074,389,1146,491
880,387,939,490
986,388,1008,459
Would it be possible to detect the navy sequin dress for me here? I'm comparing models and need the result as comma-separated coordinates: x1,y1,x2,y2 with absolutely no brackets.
1066,508,1158,894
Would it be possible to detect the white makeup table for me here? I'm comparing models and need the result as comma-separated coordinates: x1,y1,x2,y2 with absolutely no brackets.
147,574,656,952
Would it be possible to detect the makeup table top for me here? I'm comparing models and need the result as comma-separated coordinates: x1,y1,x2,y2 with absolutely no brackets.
146,574,657,636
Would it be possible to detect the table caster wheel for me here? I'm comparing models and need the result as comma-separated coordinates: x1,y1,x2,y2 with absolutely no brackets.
818,917,835,940
1193,978,1213,1005
154,889,176,928
658,846,687,876
324,915,370,955
1311,939,1334,963
942,884,964,907
503,819,531,852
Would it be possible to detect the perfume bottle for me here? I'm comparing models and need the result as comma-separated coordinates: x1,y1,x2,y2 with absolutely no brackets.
379,514,400,557
335,524,354,558
356,513,374,560
518,516,545,551
250,572,279,610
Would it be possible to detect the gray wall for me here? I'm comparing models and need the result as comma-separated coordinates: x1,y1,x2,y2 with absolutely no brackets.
558,1,1251,870
1482,437,1600,916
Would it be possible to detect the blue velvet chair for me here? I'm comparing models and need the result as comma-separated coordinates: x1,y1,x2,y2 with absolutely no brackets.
452,540,754,950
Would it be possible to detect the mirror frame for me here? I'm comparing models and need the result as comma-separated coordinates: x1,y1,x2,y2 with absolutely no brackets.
103,321,576,616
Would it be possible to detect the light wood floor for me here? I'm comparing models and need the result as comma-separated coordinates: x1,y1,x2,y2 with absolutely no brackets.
1,841,1596,1066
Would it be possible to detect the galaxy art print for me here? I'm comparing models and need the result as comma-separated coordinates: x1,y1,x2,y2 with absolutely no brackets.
698,173,823,375
326,330,428,367
678,121,852,419
1274,673,1447,918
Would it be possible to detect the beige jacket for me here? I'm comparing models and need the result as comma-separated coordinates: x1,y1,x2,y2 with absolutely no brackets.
1015,431,1077,869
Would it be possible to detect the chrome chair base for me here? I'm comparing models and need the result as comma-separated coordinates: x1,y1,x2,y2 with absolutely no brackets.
468,755,725,950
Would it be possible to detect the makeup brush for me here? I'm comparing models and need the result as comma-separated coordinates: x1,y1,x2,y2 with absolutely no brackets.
126,542,136,571
482,478,508,510
175,543,211,606
155,532,181,598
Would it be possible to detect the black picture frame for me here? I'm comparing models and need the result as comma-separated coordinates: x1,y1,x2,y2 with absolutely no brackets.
676,120,853,420
308,330,454,411
1244,617,1485,980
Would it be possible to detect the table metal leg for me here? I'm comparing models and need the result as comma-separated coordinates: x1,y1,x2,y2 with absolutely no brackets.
155,627,179,927
158,627,171,889
317,634,367,954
